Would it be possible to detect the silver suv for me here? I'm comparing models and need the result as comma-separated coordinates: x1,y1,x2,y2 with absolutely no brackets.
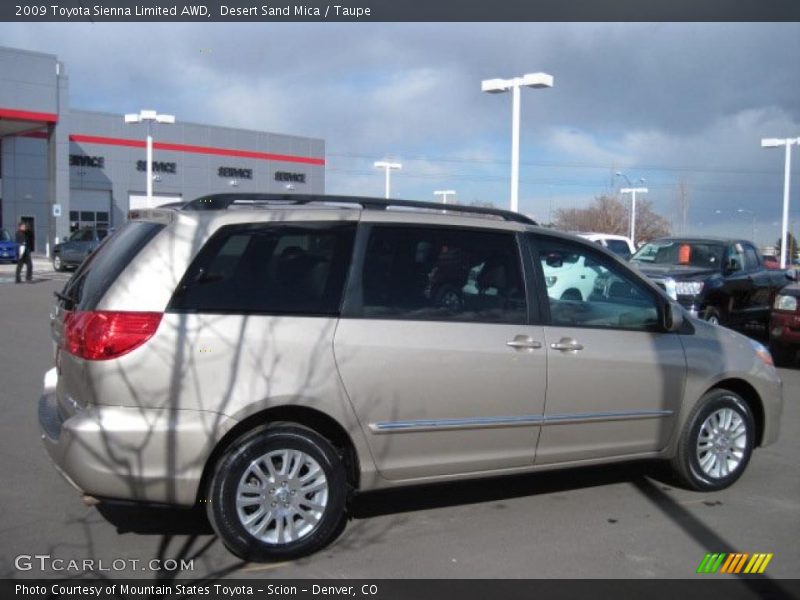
39,194,783,561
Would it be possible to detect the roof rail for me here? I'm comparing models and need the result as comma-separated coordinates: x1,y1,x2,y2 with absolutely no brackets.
181,193,537,225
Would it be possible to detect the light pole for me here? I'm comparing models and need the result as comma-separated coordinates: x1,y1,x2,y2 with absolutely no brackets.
374,161,402,199
616,172,647,245
124,110,175,206
761,137,799,268
434,190,456,205
481,72,553,213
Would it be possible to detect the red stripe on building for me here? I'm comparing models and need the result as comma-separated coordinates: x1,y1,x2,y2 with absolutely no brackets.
0,107,59,122
69,134,325,166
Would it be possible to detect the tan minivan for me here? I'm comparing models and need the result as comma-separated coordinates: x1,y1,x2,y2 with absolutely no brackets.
39,194,783,560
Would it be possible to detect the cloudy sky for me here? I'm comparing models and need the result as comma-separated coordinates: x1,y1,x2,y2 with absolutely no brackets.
2,22,799,245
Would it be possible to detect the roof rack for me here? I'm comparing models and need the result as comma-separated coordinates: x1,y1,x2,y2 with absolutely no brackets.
181,193,537,226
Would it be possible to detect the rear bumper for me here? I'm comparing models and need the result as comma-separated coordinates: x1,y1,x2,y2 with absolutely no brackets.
38,368,236,506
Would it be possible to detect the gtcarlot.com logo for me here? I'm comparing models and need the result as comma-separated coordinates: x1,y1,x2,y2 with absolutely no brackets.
697,552,773,574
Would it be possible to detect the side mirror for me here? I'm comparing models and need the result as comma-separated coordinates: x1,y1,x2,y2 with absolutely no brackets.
786,268,797,282
663,301,685,332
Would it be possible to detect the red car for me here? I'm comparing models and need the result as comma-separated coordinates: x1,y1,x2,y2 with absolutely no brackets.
763,255,781,270
770,281,800,366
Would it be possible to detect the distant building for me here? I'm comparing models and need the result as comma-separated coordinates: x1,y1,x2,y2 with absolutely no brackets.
0,45,325,253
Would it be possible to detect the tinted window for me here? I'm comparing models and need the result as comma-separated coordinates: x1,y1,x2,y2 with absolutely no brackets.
59,221,165,311
170,223,355,316
633,241,724,268
535,237,659,331
605,239,632,259
355,226,527,324
744,245,760,272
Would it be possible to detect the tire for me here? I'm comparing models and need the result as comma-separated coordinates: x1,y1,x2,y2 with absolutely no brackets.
53,255,64,272
561,289,583,302
703,306,722,326
670,389,755,491
770,341,795,368
207,423,347,561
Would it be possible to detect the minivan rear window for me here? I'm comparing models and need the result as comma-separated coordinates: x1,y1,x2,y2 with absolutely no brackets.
57,221,165,311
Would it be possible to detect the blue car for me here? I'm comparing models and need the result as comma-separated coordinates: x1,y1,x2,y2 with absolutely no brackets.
0,228,19,263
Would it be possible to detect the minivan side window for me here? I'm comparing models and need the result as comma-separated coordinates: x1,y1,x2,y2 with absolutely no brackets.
354,225,527,324
170,223,356,315
533,237,660,331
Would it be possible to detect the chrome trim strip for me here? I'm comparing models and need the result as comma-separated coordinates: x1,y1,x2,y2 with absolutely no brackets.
370,409,673,434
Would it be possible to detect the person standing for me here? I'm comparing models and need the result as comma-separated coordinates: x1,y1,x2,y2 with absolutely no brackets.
15,221,33,283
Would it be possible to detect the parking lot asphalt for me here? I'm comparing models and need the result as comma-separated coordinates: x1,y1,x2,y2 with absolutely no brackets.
0,275,797,582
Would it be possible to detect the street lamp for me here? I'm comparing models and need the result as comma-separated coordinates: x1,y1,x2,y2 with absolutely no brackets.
124,110,175,206
616,172,647,244
761,136,799,268
481,72,553,213
434,190,456,205
374,161,402,199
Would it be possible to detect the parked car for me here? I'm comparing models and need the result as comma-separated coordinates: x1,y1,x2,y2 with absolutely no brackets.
577,232,636,260
630,236,795,327
52,227,110,271
762,255,781,270
769,282,800,366
0,228,19,263
40,194,782,561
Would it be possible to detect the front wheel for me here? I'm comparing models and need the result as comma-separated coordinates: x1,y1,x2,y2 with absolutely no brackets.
207,424,347,561
53,255,64,272
670,389,754,491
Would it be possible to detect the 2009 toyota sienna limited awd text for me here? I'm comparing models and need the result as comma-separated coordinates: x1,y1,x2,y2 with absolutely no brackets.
39,194,783,561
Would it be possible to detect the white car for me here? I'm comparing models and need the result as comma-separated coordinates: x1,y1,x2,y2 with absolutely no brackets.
578,233,636,260
542,252,603,301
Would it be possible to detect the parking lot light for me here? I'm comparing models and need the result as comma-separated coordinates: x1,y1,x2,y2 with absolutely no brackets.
124,110,176,206
616,172,647,245
434,190,456,205
374,161,402,199
761,136,800,268
481,72,553,213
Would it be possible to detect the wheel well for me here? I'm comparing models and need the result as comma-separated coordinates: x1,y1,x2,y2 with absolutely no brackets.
710,378,765,446
197,405,361,504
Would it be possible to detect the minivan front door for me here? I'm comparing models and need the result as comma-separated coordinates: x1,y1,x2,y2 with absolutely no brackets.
528,235,686,465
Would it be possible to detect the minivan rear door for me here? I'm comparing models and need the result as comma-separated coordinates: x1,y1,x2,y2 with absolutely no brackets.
334,222,547,481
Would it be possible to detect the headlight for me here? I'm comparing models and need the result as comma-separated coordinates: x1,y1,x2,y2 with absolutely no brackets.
545,276,557,288
774,294,797,312
749,339,774,367
663,278,677,301
675,281,704,296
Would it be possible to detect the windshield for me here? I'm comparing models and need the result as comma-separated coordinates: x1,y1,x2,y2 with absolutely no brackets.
632,240,724,268
0,229,11,243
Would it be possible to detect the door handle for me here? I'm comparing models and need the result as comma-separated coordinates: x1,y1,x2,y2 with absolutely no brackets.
506,335,542,351
550,337,584,352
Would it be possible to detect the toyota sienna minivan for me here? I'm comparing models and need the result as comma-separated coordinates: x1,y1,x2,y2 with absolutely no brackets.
39,194,783,560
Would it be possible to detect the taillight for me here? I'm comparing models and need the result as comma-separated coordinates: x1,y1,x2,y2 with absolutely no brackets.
63,311,162,360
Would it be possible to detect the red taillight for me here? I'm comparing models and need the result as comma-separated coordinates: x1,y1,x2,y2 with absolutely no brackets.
63,311,162,360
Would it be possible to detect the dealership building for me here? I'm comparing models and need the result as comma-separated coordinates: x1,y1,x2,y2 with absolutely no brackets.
0,45,326,254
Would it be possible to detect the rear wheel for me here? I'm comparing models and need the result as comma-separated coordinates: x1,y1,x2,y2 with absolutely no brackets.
207,424,347,561
670,389,754,491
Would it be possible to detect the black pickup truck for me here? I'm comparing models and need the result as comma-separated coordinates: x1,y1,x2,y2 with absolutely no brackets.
630,237,796,327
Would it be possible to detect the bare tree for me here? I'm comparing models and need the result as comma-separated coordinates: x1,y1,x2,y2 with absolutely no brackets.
554,195,671,242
